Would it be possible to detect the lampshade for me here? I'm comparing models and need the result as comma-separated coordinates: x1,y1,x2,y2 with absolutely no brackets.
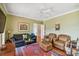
8,30,11,33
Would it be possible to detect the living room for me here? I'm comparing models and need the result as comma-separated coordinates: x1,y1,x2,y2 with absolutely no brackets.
0,3,79,56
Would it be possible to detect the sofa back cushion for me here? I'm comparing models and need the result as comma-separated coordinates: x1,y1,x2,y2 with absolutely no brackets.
42,38,52,45
58,34,70,42
13,34,23,41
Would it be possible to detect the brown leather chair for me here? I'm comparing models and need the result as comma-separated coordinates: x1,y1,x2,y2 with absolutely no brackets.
54,34,71,50
40,40,52,52
39,33,57,51
40,35,52,52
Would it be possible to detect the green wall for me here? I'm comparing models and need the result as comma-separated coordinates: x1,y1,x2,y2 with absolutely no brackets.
44,11,79,40
5,14,41,39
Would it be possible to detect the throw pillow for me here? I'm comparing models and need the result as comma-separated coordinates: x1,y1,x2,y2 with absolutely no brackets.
23,34,27,40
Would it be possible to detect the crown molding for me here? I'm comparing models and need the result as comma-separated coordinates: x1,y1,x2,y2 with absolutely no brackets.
44,8,79,21
2,4,9,14
8,8,79,21
3,3,79,21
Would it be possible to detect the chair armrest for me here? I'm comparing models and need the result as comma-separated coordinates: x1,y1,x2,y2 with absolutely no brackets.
10,39,16,48
11,37,16,42
64,40,71,48
64,39,71,44
53,38,58,42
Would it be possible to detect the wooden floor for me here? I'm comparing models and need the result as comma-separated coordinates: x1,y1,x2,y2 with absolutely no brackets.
0,41,16,56
0,42,66,56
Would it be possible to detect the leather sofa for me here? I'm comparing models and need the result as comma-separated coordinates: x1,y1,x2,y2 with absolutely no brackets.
12,34,26,47
54,34,71,50
12,33,36,47
40,33,57,51
40,33,71,51
40,40,52,52
40,35,52,51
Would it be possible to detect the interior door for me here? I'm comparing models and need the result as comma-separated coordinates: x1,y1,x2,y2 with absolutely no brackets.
33,23,44,43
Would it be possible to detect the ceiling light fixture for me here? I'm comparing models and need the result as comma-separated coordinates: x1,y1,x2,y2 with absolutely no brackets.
39,7,54,18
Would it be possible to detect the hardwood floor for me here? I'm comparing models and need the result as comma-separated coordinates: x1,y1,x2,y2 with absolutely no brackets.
52,47,66,55
0,42,66,56
0,41,16,56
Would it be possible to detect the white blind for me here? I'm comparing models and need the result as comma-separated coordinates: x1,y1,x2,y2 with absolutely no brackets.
33,23,38,35
33,23,44,39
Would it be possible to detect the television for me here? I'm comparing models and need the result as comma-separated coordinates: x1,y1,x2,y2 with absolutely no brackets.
0,8,6,33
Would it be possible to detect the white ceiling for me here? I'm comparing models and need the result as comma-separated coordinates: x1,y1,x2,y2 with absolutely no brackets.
4,3,79,21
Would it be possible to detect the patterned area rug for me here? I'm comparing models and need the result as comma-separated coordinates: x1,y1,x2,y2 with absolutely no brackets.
16,43,64,56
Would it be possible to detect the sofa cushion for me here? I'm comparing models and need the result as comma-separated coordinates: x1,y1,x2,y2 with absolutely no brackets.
58,34,70,42
23,34,27,40
59,37,68,42
13,34,23,41
54,40,65,46
42,40,50,44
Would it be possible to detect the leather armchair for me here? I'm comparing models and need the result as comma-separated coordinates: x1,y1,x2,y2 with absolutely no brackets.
30,33,36,43
12,34,26,47
40,35,52,52
40,33,57,52
54,34,71,50
40,40,52,52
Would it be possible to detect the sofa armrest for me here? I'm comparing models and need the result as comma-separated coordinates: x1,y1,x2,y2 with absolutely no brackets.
53,38,58,42
64,40,71,48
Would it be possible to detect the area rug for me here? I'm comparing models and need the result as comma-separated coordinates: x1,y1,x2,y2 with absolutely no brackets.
16,43,64,56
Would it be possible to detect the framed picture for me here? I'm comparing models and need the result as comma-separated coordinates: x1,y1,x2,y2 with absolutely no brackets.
55,24,60,30
18,22,29,31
